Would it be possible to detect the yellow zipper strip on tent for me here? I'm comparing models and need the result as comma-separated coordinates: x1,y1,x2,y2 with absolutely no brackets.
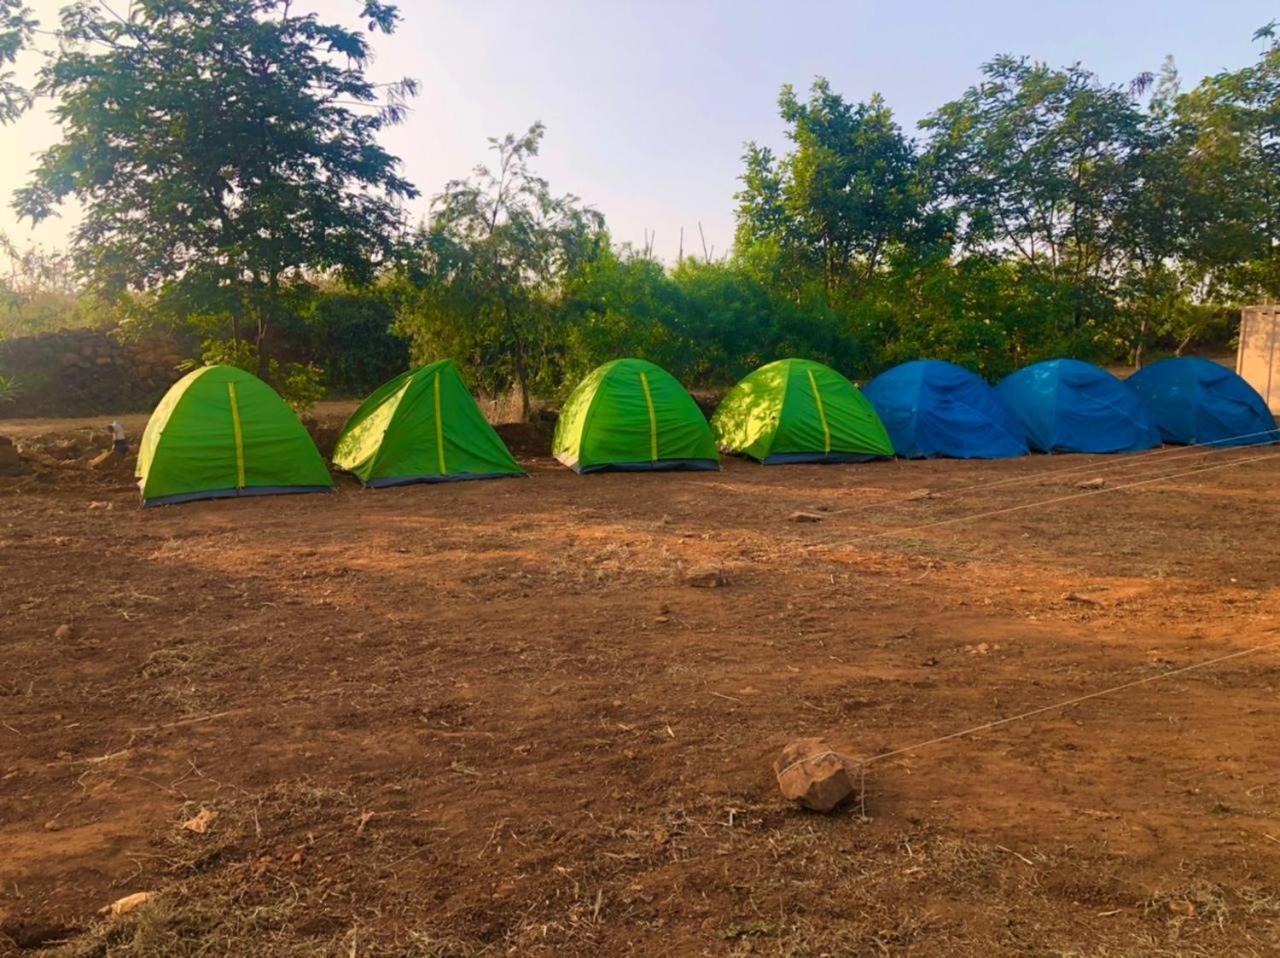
227,382,247,488
433,370,447,475
806,368,832,454
639,370,658,461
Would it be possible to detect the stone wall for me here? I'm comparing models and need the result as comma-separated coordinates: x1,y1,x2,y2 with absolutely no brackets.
0,327,192,418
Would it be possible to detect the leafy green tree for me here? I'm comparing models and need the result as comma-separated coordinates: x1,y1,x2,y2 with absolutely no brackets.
1104,58,1204,365
736,79,947,298
299,283,408,395
1173,23,1280,299
560,243,867,390
181,336,325,413
395,124,605,418
559,244,689,385
0,0,34,124
14,0,417,380
922,57,1149,332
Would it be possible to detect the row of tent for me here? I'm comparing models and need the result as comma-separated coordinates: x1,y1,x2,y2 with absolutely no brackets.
135,355,1279,506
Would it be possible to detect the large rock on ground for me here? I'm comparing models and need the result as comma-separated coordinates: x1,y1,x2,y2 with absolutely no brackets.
773,737,856,813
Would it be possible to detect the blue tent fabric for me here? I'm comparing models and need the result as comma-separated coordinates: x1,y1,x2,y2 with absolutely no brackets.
862,360,1028,459
997,359,1162,454
1127,357,1279,447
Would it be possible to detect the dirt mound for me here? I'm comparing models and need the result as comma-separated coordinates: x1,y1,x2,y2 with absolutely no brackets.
0,436,31,476
495,418,556,459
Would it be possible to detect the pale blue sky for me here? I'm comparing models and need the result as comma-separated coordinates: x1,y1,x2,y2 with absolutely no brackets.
2,0,1276,261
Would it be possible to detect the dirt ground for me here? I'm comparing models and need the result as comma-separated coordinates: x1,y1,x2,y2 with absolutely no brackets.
2,408,1280,956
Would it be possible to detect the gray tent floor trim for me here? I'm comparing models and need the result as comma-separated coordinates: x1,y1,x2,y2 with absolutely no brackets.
889,450,1029,461
364,471,526,488
759,452,886,465
573,458,720,474
142,485,335,508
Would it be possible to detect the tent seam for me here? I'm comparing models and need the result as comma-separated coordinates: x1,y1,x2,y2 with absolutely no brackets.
227,382,246,489
806,367,832,454
639,370,658,461
434,369,446,475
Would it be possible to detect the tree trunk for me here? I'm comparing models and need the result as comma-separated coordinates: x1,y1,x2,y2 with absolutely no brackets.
1133,317,1147,370
503,298,531,421
516,368,530,422
255,317,269,382
256,274,281,383
237,284,266,379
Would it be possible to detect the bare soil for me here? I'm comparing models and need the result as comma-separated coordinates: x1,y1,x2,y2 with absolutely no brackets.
2,410,1280,956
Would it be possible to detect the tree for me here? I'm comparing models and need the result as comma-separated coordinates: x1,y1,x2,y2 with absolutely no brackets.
922,57,1149,333
396,124,605,418
1104,58,1205,366
735,78,947,298
1173,23,1280,299
14,0,417,379
0,0,34,125
298,282,408,396
559,243,689,386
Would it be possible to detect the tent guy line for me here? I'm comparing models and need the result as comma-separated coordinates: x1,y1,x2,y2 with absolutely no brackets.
806,447,1280,551
777,633,1280,784
822,424,1280,520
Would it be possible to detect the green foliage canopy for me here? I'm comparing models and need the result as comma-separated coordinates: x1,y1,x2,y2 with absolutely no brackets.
14,0,417,378
395,124,605,416
736,79,948,298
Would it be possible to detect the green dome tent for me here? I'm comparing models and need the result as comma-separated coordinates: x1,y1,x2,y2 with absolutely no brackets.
137,365,334,507
553,358,719,473
333,359,524,487
711,358,894,463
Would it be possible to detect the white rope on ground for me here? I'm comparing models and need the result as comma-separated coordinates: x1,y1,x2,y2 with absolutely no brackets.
863,637,1280,766
826,428,1280,518
775,636,1280,781
807,447,1280,551
772,445,1280,791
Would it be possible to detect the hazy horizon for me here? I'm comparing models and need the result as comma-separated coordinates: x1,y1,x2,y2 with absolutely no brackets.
1,0,1276,263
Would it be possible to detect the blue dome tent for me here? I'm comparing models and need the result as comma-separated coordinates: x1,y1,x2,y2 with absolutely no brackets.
996,359,1161,454
862,360,1028,459
1127,357,1279,447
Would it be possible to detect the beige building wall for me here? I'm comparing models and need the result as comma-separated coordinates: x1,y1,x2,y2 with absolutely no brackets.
1238,307,1280,414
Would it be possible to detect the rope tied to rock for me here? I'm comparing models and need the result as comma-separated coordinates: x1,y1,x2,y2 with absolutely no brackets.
777,636,1280,783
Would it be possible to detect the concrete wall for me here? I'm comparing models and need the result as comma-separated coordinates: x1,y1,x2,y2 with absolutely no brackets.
1239,307,1280,414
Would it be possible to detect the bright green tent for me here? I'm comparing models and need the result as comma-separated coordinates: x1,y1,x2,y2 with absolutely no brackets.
711,358,894,463
137,365,334,506
554,358,719,472
333,359,524,487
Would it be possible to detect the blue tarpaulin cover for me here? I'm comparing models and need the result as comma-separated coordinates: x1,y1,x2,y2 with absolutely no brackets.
862,360,1028,459
997,359,1162,454
1127,357,1279,447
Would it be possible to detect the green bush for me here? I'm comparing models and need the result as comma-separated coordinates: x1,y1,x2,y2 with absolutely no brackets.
183,338,326,414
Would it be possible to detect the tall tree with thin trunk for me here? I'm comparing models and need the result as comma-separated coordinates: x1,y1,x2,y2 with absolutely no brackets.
396,124,604,419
